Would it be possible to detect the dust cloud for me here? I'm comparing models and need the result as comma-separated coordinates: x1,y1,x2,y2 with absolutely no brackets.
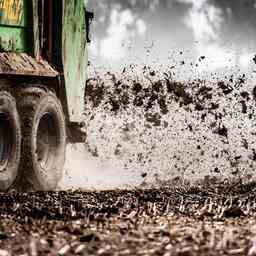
60,61,256,190
59,0,256,190
60,144,142,190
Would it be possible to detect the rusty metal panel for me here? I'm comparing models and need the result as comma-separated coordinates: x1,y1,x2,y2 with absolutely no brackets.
62,0,87,122
0,0,24,26
0,0,33,53
32,0,39,59
0,52,58,77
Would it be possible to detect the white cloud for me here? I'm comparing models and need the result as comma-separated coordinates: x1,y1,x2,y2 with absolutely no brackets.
183,1,238,71
136,19,147,35
240,52,253,68
99,8,147,61
100,9,135,60
178,0,207,8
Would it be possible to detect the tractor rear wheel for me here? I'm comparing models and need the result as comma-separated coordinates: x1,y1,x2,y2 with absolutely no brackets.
16,88,66,191
0,91,21,191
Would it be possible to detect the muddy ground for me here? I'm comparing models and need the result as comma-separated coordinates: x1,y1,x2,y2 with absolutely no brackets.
1,180,256,255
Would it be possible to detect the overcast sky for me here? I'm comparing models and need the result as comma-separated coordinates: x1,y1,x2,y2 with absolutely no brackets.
87,0,256,75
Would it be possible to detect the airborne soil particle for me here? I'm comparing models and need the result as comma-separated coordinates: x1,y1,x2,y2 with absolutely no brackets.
216,125,228,138
253,55,256,65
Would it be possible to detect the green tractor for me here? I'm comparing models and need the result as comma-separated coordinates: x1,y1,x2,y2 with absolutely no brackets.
0,0,93,191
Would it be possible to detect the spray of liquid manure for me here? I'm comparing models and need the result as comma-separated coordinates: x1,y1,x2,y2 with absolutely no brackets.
60,60,256,190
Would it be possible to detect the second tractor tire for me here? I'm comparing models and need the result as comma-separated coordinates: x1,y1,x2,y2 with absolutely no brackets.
0,91,21,191
16,87,66,191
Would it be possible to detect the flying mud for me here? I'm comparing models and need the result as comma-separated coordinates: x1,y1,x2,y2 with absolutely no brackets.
61,62,256,190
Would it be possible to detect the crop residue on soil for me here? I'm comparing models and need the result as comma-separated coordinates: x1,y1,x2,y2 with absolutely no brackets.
2,181,256,255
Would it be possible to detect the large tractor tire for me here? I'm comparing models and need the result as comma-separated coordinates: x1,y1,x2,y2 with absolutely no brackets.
0,91,21,191
16,87,66,191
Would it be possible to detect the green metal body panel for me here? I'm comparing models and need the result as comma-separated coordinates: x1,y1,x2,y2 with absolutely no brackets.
62,0,88,122
0,0,33,53
0,0,89,123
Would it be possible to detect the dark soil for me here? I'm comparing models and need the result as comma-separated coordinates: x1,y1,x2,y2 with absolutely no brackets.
1,181,256,255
